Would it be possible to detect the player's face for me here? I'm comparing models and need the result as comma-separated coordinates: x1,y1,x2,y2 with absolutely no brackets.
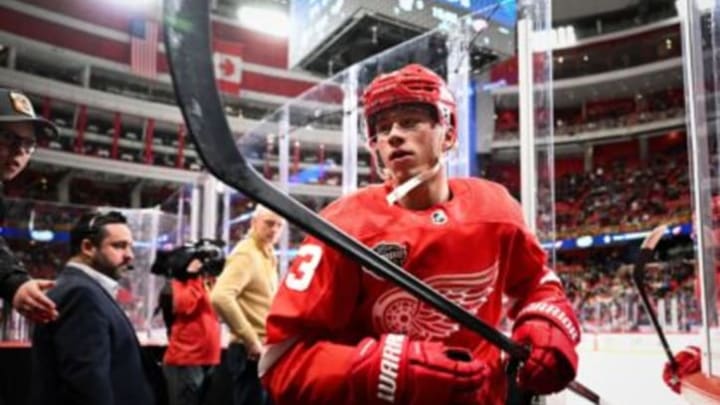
87,224,135,280
0,122,35,181
253,212,285,246
371,105,449,184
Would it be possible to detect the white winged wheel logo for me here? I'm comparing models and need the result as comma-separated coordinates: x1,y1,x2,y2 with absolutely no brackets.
371,262,499,339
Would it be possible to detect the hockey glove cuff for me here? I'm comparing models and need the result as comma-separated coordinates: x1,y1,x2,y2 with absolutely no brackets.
512,301,580,394
349,334,489,405
663,345,701,393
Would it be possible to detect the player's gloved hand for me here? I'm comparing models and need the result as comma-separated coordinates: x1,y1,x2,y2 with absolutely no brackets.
349,334,489,405
512,318,579,394
663,346,701,393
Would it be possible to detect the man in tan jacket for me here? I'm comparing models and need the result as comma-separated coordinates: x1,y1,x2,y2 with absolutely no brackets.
210,204,284,405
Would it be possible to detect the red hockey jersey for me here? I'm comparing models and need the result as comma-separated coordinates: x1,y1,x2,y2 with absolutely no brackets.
261,177,579,404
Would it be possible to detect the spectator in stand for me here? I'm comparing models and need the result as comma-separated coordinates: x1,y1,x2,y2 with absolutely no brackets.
0,88,59,322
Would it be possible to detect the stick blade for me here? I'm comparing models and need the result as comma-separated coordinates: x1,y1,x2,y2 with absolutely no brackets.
641,224,668,250
632,224,668,284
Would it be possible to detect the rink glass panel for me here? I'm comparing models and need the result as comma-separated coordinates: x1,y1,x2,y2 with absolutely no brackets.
233,0,555,278
0,198,185,342
680,0,720,377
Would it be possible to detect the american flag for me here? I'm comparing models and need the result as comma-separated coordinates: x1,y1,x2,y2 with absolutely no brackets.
129,17,158,79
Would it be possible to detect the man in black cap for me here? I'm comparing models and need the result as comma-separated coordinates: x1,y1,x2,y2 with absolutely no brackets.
0,88,59,322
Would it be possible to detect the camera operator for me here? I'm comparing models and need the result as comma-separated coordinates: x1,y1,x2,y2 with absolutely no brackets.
152,242,223,405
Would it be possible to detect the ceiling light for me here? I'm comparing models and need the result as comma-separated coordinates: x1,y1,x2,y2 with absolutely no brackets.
105,0,158,10
472,18,488,32
237,5,289,38
533,25,577,51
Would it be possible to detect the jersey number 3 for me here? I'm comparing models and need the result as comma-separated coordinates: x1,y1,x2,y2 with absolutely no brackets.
285,244,322,291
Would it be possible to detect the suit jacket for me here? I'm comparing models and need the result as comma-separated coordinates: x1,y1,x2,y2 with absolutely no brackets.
30,265,163,405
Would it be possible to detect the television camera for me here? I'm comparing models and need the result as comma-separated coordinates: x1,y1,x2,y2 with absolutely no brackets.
151,239,226,280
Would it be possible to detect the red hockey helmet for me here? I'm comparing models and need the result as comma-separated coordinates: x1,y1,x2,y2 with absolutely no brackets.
362,64,457,146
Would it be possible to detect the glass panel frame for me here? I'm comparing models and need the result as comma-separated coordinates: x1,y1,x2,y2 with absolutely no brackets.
678,0,720,376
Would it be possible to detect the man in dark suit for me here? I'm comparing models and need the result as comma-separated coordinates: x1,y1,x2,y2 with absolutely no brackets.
30,211,160,405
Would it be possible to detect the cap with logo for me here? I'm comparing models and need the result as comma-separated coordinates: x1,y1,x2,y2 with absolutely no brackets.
0,88,58,139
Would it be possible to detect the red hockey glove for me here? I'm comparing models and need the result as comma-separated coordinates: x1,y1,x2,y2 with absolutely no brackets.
663,346,701,393
512,302,580,394
349,334,489,405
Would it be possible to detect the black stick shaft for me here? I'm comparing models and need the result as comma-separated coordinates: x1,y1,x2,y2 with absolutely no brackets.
631,228,679,372
568,381,600,404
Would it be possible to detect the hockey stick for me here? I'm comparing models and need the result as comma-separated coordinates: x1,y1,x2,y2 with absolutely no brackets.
631,225,679,376
162,1,600,403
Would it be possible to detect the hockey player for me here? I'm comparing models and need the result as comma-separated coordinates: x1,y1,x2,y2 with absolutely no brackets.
260,64,580,404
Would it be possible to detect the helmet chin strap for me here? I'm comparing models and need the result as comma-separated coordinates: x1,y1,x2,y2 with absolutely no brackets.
373,124,455,206
385,158,444,205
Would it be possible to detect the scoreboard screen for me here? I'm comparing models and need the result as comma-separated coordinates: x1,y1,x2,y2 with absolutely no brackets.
288,0,516,70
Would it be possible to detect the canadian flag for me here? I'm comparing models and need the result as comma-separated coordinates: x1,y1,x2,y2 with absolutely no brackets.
213,39,243,95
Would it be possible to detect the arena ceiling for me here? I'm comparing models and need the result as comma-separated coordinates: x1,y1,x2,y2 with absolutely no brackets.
217,0,672,27
214,0,676,76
